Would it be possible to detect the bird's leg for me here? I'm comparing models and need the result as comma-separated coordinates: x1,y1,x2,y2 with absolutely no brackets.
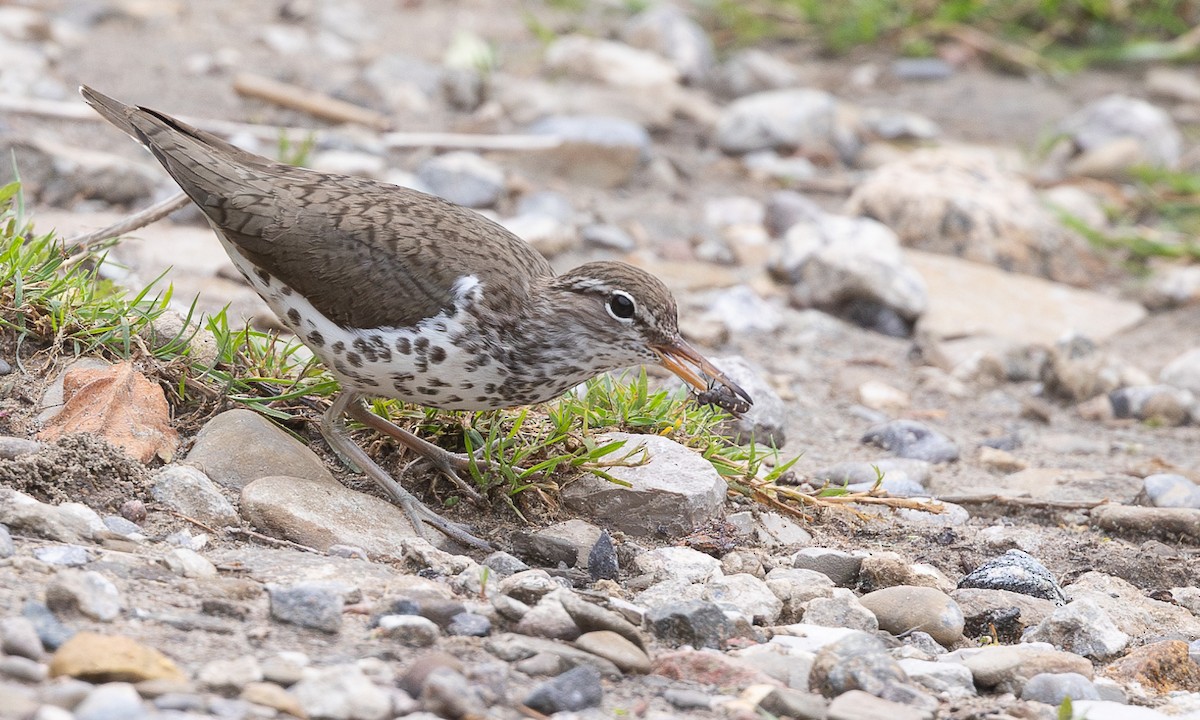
343,398,486,503
321,391,493,551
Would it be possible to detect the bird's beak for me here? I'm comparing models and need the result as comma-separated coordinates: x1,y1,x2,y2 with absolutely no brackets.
652,339,754,409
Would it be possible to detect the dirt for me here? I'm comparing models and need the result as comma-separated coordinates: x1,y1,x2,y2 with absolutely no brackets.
0,433,151,511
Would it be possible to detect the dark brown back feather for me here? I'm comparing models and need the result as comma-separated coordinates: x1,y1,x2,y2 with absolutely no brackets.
80,85,554,330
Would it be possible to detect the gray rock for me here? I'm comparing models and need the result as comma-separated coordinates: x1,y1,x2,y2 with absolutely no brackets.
1020,671,1101,704
524,115,652,187
706,285,784,336
714,49,802,98
101,516,142,537
716,88,838,154
1,137,160,208
621,4,714,84
1143,473,1200,509
1070,701,1168,720
0,488,104,544
378,615,440,647
186,409,334,489
45,570,122,622
826,689,934,720
1024,598,1129,660
862,421,959,463
573,630,651,674
647,600,731,649
0,524,12,559
558,592,645,650
268,583,343,633
524,665,603,714
766,568,837,623
803,588,879,632
809,632,910,699
482,551,529,578
633,546,721,584
812,459,933,488
581,223,637,252
561,432,727,537
22,601,72,650
33,544,89,567
544,35,679,88
162,548,217,578
859,586,964,646
150,465,238,526
960,644,1093,694
896,658,975,698
241,475,430,557
484,633,622,678
759,687,829,719
289,665,391,720
198,655,262,692
446,612,491,637
499,211,579,258
1109,384,1196,426
0,655,47,683
1160,347,1200,393
512,518,602,568
1058,94,1182,170
957,549,1067,604
498,569,563,604
702,573,782,625
792,549,859,588
859,108,940,141
421,667,486,719
707,355,787,447
770,211,927,334
891,57,953,80
74,682,148,720
0,617,44,660
415,151,505,208
515,592,581,641
727,510,813,548
588,529,619,581
951,588,1057,644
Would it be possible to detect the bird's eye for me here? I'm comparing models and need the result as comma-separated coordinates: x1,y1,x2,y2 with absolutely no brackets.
606,291,636,320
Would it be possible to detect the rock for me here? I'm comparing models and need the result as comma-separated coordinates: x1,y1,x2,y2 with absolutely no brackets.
45,570,123,622
289,665,391,720
1160,347,1200,393
162,547,217,578
521,115,650,188
22,601,72,651
150,465,238,526
861,421,958,464
951,588,1057,643
588,529,619,582
377,615,440,647
702,573,782,625
268,583,343,633
482,551,529,578
1057,94,1182,172
445,612,491,638
1070,701,1171,719
420,667,486,719
544,35,679,89
0,524,12,559
561,432,727,537
957,549,1066,603
573,631,651,674
396,651,463,697
621,4,713,84
524,664,603,714
858,553,954,593
49,632,185,682
1064,572,1200,641
2,137,159,208
647,600,731,649
1110,384,1196,426
186,409,334,489
413,151,504,208
634,546,723,584
1103,640,1200,693
961,644,1093,694
770,211,926,336
498,569,562,604
826,690,934,720
0,488,103,544
707,355,787,447
653,648,777,687
809,632,911,699
74,682,148,720
514,592,581,641
581,223,636,252
977,446,1027,473
0,655,46,683
910,250,1145,346
847,148,1105,285
34,544,89,566
891,57,954,80
858,586,964,646
791,548,862,588
1142,473,1200,509
714,49,802,98
511,518,602,568
485,633,622,678
716,88,839,155
0,617,45,660
557,592,646,651
241,475,429,557
499,211,578,258
1025,598,1129,660
1091,505,1200,542
198,655,262,692
1020,672,1101,704
239,681,307,718
897,658,975,698
803,588,879,632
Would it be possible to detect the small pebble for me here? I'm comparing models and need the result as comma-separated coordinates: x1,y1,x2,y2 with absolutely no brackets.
377,614,440,647
74,682,148,720
524,665,603,714
446,612,491,637
0,617,44,660
34,545,90,567
268,583,343,633
0,524,14,559
22,601,74,650
45,570,123,622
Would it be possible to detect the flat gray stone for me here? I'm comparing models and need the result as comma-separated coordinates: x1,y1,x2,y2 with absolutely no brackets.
858,586,964,647
151,464,238,526
561,432,726,537
187,409,334,489
240,475,422,558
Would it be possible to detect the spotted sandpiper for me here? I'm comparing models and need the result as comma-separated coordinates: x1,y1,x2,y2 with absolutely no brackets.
81,85,752,549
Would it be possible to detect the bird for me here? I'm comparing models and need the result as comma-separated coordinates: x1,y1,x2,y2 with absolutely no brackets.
80,85,752,550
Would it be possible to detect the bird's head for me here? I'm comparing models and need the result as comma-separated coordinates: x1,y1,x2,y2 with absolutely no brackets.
545,261,753,412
